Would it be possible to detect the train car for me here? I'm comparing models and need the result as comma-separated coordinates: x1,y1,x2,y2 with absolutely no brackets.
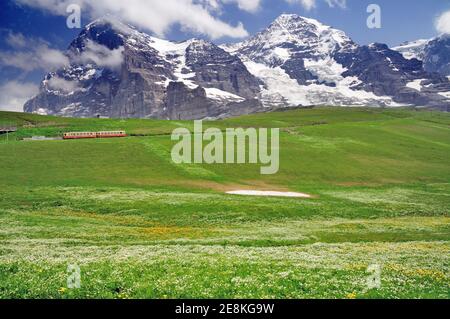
63,132,97,140
96,131,127,138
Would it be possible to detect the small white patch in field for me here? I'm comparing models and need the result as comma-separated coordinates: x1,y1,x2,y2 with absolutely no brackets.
34,108,49,115
226,190,311,198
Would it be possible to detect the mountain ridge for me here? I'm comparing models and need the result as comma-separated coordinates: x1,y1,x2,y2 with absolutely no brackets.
24,14,450,118
393,34,450,76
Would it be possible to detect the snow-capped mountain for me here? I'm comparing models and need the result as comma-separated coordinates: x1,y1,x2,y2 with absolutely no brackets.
226,14,450,110
392,39,428,61
224,14,399,108
423,35,450,77
225,14,357,66
25,17,262,119
25,14,450,118
393,35,450,77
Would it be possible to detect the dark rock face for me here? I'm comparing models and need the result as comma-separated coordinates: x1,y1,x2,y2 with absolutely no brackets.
185,40,261,99
24,67,121,117
228,15,450,110
69,22,125,52
281,58,318,85
335,44,418,96
109,44,171,119
165,82,213,120
25,18,262,119
334,43,450,107
423,35,450,76
393,35,450,77
24,15,450,118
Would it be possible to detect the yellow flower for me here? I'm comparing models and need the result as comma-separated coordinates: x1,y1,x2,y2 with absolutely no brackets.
346,292,357,299
58,287,67,294
117,292,130,299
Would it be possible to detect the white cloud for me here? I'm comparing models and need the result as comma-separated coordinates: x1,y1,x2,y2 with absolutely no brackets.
223,0,261,13
0,32,123,73
0,33,69,72
15,0,250,39
5,32,28,48
285,0,346,11
73,40,125,69
435,10,450,34
0,81,39,112
285,0,316,11
47,77,80,93
325,0,346,9
197,0,222,12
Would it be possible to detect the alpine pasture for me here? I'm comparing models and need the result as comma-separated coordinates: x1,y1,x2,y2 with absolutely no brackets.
0,107,449,299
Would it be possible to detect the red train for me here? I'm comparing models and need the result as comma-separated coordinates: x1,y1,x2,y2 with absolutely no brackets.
63,131,127,140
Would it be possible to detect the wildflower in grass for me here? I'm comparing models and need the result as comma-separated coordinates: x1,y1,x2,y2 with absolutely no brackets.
58,287,67,294
346,292,357,299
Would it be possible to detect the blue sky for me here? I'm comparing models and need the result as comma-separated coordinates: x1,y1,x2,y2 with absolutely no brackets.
0,0,449,111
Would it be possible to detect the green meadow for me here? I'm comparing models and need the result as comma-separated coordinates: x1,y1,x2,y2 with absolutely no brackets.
0,107,449,299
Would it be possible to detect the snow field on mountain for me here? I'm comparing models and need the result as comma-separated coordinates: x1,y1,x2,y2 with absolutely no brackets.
148,37,199,89
406,79,425,91
204,88,245,102
243,58,397,107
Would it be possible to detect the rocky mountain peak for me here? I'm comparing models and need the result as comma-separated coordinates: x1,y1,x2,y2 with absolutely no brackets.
272,14,325,32
69,16,134,52
85,16,136,36
423,34,450,76
393,34,450,76
187,39,216,51
267,14,354,49
24,15,450,118
226,13,356,67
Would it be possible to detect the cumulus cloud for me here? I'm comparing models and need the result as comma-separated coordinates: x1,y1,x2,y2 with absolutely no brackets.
0,81,39,112
0,31,124,73
285,0,316,11
325,0,346,9
222,0,261,13
74,40,125,69
0,33,69,72
47,77,80,93
5,32,28,48
15,0,251,39
285,0,346,11
435,10,450,34
197,0,261,13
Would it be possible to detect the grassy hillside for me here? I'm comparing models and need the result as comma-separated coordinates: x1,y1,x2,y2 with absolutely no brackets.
0,107,449,299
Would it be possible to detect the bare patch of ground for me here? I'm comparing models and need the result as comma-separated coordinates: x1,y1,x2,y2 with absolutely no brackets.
226,190,312,198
